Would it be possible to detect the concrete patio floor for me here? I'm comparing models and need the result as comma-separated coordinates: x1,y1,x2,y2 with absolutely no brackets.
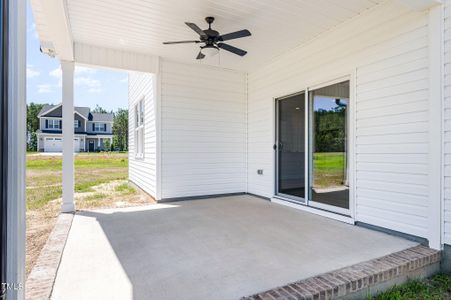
51,195,417,300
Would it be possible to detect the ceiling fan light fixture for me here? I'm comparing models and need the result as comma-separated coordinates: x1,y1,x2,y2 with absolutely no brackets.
202,46,219,57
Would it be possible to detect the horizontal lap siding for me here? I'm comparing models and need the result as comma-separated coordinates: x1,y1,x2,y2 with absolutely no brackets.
160,60,246,199
444,0,451,244
247,1,430,238
128,72,157,198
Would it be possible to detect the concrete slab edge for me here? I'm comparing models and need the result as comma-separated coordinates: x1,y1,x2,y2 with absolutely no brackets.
242,245,441,300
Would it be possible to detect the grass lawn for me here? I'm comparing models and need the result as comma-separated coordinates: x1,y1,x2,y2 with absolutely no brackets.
368,273,451,299
313,152,346,188
26,152,155,275
26,152,129,209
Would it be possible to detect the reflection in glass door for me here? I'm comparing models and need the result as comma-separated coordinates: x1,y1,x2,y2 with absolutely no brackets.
309,81,350,211
276,93,305,202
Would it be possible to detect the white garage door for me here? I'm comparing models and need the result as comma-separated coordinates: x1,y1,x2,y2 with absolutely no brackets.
73,138,80,152
44,137,81,152
44,137,62,152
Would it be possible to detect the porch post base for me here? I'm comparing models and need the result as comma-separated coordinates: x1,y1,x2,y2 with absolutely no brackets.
61,202,75,213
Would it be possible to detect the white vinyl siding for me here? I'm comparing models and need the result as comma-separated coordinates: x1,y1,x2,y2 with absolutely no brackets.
128,72,157,198
444,0,451,244
160,60,246,199
247,1,430,238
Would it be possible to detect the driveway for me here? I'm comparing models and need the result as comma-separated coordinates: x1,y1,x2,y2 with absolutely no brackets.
51,195,417,300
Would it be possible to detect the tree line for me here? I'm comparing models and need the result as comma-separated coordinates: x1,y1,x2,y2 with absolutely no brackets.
313,107,347,153
26,103,128,152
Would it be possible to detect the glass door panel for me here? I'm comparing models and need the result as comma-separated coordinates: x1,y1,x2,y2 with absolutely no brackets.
309,81,350,210
276,93,305,201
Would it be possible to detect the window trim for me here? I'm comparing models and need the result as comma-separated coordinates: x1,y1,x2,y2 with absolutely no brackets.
135,97,145,158
93,122,106,132
47,118,60,129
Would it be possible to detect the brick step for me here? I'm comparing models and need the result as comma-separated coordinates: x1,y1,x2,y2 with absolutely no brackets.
242,245,441,300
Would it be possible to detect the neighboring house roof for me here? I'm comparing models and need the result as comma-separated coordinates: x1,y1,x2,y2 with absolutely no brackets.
75,107,90,119
90,112,114,122
38,103,114,122
37,104,57,117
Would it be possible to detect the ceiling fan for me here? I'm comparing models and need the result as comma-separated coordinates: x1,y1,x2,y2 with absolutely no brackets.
163,17,251,60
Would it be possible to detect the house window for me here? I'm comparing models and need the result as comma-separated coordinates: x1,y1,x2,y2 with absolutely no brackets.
135,98,144,158
74,120,79,128
94,123,106,132
47,119,60,129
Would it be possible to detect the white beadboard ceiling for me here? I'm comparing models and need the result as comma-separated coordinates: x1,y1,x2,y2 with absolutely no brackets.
38,0,384,72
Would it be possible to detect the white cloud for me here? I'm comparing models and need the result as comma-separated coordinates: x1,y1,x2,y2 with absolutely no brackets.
27,22,38,40
26,65,40,79
49,67,61,79
88,88,102,93
76,77,102,91
48,66,101,93
76,66,97,75
37,84,53,94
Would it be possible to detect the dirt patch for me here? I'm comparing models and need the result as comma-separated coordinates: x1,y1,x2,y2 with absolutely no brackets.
26,200,60,275
75,180,156,210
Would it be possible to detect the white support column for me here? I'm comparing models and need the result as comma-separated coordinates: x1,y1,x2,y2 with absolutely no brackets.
428,4,443,250
7,0,26,297
61,61,75,212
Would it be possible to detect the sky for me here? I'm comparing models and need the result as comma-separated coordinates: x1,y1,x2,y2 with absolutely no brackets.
26,1,128,112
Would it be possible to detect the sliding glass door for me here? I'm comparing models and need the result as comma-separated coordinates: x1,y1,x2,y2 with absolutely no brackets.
309,81,350,212
276,93,306,202
275,80,350,214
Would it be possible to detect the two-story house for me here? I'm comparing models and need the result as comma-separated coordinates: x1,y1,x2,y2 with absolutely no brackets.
36,103,114,152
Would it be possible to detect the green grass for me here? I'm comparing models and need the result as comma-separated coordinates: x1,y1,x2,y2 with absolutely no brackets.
368,274,451,300
313,152,346,188
27,156,62,170
81,193,108,207
115,182,136,195
26,185,62,210
26,153,127,170
26,153,128,210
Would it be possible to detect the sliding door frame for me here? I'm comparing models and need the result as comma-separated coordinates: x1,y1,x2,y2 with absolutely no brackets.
274,91,306,203
273,72,356,221
308,77,352,216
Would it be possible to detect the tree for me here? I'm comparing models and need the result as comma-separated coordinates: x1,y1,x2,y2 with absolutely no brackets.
104,139,111,152
92,104,108,114
112,109,128,151
27,103,44,151
28,132,38,152
27,103,44,134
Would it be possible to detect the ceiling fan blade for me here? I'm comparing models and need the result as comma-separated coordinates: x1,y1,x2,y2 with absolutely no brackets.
163,40,200,44
196,51,205,60
218,29,251,42
185,22,208,38
217,43,247,56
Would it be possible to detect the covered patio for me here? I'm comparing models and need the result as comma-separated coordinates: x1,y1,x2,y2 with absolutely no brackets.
20,0,447,299
50,195,418,299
